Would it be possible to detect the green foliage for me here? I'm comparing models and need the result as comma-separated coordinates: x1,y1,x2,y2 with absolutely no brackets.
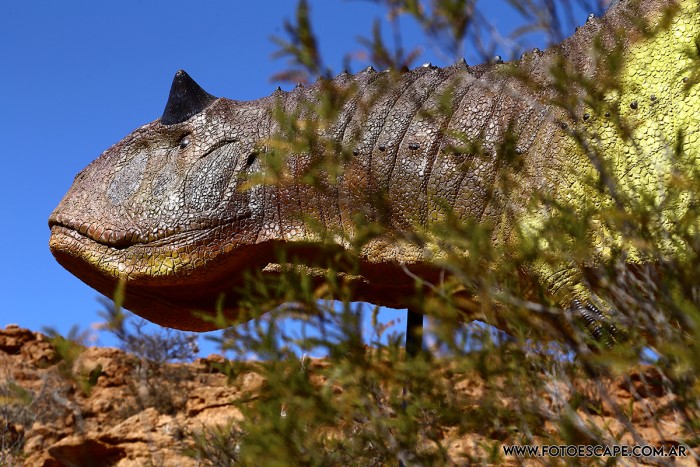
187,0,700,463
42,325,97,396
271,0,324,83
34,0,700,464
188,421,244,466
0,380,33,464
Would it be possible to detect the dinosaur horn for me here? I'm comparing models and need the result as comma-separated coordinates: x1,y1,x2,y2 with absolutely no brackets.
160,70,217,125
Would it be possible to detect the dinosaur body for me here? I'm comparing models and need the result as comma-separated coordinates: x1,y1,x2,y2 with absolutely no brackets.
49,0,699,331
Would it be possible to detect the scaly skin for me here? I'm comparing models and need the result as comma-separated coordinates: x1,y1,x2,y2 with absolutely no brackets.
530,0,700,302
49,0,699,331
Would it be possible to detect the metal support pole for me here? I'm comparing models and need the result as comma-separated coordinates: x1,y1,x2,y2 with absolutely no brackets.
405,308,424,358
400,309,424,466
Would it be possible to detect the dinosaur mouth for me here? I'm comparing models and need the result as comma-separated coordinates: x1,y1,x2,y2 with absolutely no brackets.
48,209,257,287
49,215,143,249
49,213,278,331
48,212,252,250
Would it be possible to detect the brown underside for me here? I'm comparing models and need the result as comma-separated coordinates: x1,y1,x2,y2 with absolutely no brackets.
50,226,468,331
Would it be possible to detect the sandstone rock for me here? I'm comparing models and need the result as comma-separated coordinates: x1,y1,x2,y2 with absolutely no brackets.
97,408,198,466
73,347,133,388
626,366,667,398
48,437,126,466
1,325,696,465
194,353,227,373
186,386,240,417
0,324,37,354
21,337,57,368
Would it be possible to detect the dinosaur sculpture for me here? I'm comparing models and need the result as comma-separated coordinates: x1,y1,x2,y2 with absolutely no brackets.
49,0,699,332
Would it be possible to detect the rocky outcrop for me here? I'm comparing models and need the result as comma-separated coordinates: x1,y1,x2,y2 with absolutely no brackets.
0,324,696,465
0,324,254,466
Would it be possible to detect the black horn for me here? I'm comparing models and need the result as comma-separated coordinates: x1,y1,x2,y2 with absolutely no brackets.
161,70,217,125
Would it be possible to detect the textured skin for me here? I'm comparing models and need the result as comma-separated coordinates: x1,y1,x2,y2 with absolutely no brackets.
49,0,699,331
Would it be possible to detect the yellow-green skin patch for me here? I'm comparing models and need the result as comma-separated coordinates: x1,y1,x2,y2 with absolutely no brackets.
535,0,700,298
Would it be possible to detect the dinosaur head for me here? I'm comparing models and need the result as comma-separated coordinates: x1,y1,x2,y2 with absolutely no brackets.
49,70,276,331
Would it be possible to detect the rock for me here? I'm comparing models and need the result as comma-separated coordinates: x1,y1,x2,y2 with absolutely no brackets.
73,347,133,388
21,337,57,368
186,386,240,417
194,353,227,373
97,408,198,466
0,324,37,354
0,325,696,465
48,437,126,466
627,366,667,398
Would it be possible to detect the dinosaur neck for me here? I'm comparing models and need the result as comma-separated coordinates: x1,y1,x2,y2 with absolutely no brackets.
261,0,691,263
263,61,564,254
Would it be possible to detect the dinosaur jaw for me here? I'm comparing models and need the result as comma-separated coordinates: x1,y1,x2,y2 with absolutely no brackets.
48,223,277,331
49,221,437,330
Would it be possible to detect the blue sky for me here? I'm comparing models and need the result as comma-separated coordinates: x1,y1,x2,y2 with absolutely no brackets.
2,1,602,356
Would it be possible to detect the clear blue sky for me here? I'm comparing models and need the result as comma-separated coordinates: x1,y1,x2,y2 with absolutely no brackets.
2,1,603,356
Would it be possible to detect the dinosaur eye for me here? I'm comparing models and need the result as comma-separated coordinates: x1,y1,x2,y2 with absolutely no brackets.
179,135,190,149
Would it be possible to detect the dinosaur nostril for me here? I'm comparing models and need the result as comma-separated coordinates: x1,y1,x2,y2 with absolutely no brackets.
245,152,257,167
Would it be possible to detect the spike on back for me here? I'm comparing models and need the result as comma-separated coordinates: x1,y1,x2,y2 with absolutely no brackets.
161,70,217,126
